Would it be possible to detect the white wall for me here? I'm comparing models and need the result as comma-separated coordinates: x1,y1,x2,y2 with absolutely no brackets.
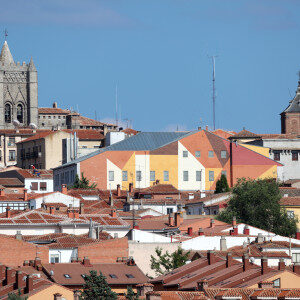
25,178,53,193
178,142,205,191
135,154,150,189
49,249,77,263
129,203,178,215
106,132,126,146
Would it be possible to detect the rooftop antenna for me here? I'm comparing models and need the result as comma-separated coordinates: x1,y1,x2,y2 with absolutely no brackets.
209,55,218,130
4,29,8,41
95,110,97,121
115,84,118,127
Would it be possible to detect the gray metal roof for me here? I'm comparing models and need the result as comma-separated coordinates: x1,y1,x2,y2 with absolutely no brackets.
283,83,300,113
54,131,192,169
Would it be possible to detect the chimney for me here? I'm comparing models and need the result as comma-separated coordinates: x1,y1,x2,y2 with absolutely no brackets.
117,184,121,197
16,271,24,289
257,233,264,243
230,225,238,236
6,207,11,218
26,275,33,293
5,267,13,285
258,281,274,289
169,213,174,227
80,203,84,214
74,211,79,219
242,253,250,271
61,184,67,194
220,236,227,251
243,225,250,235
293,262,300,275
174,212,182,227
0,187,5,196
15,231,22,241
50,206,55,215
34,257,42,269
296,228,300,240
67,210,74,219
278,258,285,271
54,294,63,300
109,194,114,207
110,209,117,218
207,250,216,265
210,219,215,228
197,279,209,291
261,257,268,275
187,227,193,236
226,252,232,268
129,183,133,193
83,257,91,267
198,228,204,236
232,216,237,226
23,189,28,201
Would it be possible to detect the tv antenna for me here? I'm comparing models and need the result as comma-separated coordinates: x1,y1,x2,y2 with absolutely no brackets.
209,55,218,130
115,84,118,127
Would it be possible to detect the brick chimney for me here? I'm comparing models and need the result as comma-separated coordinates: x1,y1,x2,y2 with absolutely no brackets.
207,250,216,265
293,262,300,275
61,184,67,194
197,279,209,291
111,209,117,218
67,210,74,219
243,225,250,235
226,252,232,268
74,211,79,219
230,225,238,236
168,213,174,227
50,206,55,215
34,257,42,269
129,183,133,193
6,207,11,218
198,228,204,236
15,231,22,241
210,219,215,228
26,275,33,294
242,253,250,271
232,216,237,226
5,267,13,285
278,258,285,271
117,184,121,197
16,271,25,289
83,257,91,267
174,212,182,227
0,187,5,196
187,227,193,236
261,257,268,275
23,189,28,201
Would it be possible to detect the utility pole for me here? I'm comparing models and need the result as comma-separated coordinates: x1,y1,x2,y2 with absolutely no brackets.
209,56,218,130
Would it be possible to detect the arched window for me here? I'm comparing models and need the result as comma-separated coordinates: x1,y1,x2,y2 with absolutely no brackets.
17,104,23,123
4,103,11,123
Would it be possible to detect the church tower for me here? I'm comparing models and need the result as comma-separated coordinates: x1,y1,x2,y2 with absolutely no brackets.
0,40,38,129
281,79,300,135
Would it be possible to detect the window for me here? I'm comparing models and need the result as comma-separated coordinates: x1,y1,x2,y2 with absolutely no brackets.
48,116,51,119
122,171,128,181
221,170,227,177
58,116,61,119
221,150,227,158
274,152,280,161
287,210,295,218
167,208,173,214
196,171,201,181
40,182,47,191
164,171,169,181
50,254,59,263
8,137,15,146
109,274,118,278
109,171,114,181
183,151,188,157
195,151,201,158
17,104,24,123
292,151,299,161
43,116,45,119
183,171,189,181
125,274,135,278
208,151,214,157
9,150,15,161
292,253,300,263
31,182,38,191
273,278,280,288
64,274,71,278
4,103,11,123
209,171,214,181
136,171,142,182
150,171,155,181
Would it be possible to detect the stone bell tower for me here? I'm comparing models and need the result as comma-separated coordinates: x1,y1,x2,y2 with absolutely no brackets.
0,40,38,129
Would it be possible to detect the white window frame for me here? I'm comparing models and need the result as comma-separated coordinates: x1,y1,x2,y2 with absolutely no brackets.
109,171,114,181
183,151,188,158
221,150,227,158
183,171,189,181
164,171,169,181
136,171,142,182
196,170,201,181
150,171,155,181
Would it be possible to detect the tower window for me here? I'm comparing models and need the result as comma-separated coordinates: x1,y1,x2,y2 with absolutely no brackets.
5,103,11,123
17,104,24,123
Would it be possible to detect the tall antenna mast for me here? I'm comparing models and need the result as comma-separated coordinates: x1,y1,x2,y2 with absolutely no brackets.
4,29,8,41
209,56,218,130
115,84,118,127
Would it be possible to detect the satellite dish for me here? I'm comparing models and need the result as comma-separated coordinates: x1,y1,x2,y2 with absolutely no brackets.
13,120,20,127
29,123,37,129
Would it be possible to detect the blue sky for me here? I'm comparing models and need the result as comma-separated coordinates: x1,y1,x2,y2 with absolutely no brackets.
1,0,300,133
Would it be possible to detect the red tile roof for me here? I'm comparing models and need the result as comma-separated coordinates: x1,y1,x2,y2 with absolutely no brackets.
280,196,300,206
121,128,139,135
0,178,24,187
229,129,260,139
38,107,70,114
137,184,179,195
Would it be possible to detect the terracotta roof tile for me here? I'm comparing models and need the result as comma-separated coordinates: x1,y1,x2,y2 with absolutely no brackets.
38,107,70,114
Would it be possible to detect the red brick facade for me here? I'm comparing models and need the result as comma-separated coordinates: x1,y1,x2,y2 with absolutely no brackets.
281,112,300,135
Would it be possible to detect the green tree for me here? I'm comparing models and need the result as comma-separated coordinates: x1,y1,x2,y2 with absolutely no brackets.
217,178,298,237
215,174,230,194
71,172,97,189
80,270,117,300
125,286,139,300
150,247,190,276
